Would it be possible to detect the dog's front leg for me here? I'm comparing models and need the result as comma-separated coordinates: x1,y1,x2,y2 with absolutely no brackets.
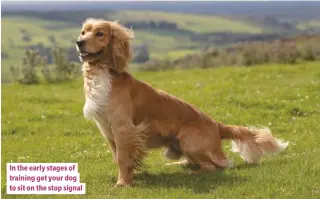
107,137,117,162
113,126,135,187
109,103,147,187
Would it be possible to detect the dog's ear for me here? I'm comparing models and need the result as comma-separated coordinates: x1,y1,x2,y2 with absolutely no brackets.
110,22,134,73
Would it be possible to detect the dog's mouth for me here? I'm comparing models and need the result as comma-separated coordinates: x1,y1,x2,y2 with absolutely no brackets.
78,49,104,58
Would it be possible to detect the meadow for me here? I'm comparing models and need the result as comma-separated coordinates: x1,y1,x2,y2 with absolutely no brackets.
2,62,320,199
1,9,295,81
1,15,195,80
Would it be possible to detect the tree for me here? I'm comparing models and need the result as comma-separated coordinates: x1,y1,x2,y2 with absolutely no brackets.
134,44,150,63
42,47,80,83
10,50,46,84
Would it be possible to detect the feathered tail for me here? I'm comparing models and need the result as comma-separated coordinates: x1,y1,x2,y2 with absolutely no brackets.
219,123,288,164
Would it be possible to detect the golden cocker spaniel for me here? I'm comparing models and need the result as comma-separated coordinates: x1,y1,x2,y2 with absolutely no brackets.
76,19,288,187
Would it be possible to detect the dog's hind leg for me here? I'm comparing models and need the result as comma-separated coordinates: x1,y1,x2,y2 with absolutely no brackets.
164,145,182,160
178,126,231,172
186,152,231,174
208,151,233,168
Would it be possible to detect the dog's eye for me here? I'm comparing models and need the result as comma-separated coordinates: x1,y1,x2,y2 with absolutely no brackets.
81,31,85,35
96,32,104,37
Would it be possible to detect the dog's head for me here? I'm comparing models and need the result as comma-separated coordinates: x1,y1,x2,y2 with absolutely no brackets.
76,19,134,72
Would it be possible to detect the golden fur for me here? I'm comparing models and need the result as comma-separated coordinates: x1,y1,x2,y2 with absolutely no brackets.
77,19,289,187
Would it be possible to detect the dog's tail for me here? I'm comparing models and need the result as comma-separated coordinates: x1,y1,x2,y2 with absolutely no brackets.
218,123,288,164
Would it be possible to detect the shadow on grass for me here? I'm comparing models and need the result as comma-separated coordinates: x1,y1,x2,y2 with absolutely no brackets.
231,157,289,171
234,156,290,169
107,158,289,193
132,169,247,194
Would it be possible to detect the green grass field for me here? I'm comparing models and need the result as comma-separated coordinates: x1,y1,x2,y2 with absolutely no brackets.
2,62,320,198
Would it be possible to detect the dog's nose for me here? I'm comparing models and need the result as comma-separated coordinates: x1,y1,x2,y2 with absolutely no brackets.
76,40,85,47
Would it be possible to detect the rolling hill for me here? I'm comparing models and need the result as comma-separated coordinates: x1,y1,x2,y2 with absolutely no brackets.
0,10,268,80
2,8,320,82
111,11,262,33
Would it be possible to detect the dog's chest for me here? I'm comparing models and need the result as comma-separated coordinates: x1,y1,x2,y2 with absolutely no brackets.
83,72,111,121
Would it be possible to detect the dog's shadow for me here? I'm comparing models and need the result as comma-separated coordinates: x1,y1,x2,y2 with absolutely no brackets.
110,159,288,193
133,169,246,193
110,163,250,193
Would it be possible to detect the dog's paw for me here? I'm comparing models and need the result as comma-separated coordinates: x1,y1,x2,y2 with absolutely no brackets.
115,181,132,188
165,159,189,166
188,170,202,175
165,162,175,166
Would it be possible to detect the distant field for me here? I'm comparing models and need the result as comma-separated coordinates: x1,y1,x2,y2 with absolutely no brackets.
1,16,79,77
2,10,319,82
1,10,264,67
133,30,196,54
111,11,263,33
2,62,320,198
2,14,202,78
1,16,77,48
297,20,320,30
151,49,198,60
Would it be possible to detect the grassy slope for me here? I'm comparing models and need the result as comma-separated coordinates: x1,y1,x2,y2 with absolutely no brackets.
1,11,264,77
1,16,194,73
1,16,79,77
111,11,262,33
2,62,320,199
1,16,77,49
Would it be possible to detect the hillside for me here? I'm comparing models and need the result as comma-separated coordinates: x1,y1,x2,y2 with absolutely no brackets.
2,8,320,82
2,62,320,198
0,11,268,81
112,11,262,33
151,35,320,70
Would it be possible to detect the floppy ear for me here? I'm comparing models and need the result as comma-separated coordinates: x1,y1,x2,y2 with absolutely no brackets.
110,22,134,73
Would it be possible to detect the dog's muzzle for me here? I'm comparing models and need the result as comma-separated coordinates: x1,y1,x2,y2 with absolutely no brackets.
78,48,104,58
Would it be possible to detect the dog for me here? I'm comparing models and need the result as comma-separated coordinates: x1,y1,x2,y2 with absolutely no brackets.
76,18,289,187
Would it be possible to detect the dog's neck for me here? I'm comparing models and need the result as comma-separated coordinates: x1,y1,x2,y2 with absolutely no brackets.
82,61,122,79
82,61,112,121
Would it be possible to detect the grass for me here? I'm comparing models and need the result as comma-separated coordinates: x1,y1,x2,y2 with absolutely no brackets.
2,62,320,198
111,11,262,33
